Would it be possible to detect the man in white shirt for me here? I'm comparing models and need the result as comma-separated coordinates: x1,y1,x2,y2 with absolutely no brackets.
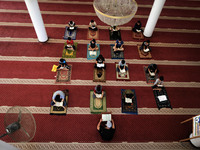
51,90,66,109
117,59,128,73
152,76,164,90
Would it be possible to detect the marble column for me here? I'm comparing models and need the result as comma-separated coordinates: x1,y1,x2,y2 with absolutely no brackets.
24,0,48,42
143,0,166,37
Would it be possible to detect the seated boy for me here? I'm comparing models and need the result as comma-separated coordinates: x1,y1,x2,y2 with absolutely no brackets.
109,26,120,39
117,59,128,73
89,20,98,31
140,40,151,54
152,76,164,90
51,90,66,110
97,117,115,141
93,85,105,99
123,89,135,104
146,64,158,77
132,20,143,33
65,37,75,51
113,38,124,55
88,39,99,51
57,58,70,70
67,20,77,32
94,54,106,70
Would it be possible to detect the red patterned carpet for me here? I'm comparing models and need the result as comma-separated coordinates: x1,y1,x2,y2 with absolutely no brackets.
0,0,200,148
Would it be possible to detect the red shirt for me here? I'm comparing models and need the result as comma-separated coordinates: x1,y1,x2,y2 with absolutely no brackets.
67,40,73,45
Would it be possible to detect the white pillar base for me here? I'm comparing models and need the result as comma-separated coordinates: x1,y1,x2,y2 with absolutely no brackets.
189,133,200,148
24,0,48,42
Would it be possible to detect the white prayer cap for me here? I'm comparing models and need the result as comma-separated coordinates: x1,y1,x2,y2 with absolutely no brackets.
106,121,112,128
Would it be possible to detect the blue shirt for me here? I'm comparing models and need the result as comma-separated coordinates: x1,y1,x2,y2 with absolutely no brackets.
116,40,124,48
52,90,65,100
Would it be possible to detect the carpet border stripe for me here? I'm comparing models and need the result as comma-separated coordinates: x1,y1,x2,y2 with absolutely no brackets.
0,9,200,21
9,142,196,150
0,56,200,66
1,106,200,115
1,0,200,11
0,78,199,88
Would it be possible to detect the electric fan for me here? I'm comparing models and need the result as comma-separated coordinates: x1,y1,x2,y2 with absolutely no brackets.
0,106,36,142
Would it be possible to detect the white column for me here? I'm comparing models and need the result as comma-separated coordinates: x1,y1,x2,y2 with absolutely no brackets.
143,0,166,37
24,0,48,42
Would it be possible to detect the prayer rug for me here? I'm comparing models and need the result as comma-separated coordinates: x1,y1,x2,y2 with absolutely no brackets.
93,68,106,82
62,42,78,58
87,44,100,60
110,44,124,59
144,66,158,84
137,45,152,59
116,64,130,80
132,32,144,40
87,29,99,40
109,30,121,40
50,90,69,115
56,65,72,83
90,90,107,114
63,27,77,40
121,89,138,114
152,87,172,110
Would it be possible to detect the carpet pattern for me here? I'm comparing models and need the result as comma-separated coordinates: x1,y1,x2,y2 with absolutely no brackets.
90,90,107,114
63,27,77,40
56,65,72,83
0,0,199,146
87,44,100,60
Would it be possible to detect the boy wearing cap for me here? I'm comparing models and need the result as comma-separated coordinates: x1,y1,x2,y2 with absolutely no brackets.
97,118,115,141
57,58,70,70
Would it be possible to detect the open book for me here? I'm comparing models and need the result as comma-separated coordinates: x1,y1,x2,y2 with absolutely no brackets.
69,26,75,30
144,48,150,52
149,71,155,76
102,113,112,121
157,95,167,102
96,94,102,98
55,101,63,107
120,69,126,73
89,51,97,56
125,97,132,103
97,63,104,68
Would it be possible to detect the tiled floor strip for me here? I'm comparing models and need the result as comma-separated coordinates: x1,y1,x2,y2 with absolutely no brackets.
1,22,200,34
